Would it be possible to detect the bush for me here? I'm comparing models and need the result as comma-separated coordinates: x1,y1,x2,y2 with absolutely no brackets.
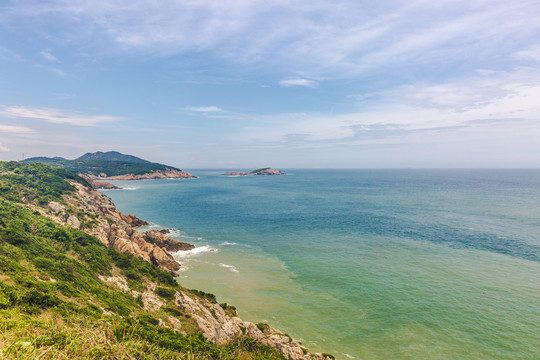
155,287,176,300
189,289,217,303
256,322,270,332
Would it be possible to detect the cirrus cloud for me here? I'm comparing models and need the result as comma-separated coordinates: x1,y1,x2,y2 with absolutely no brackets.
0,124,34,133
279,78,319,88
0,106,121,126
185,106,224,112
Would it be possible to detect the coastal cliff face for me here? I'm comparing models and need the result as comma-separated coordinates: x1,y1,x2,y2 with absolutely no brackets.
97,271,330,360
52,184,329,359
39,181,184,274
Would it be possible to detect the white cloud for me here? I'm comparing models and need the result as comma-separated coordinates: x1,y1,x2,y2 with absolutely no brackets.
279,79,318,88
235,68,540,143
0,124,34,133
0,106,121,126
5,0,539,77
40,49,59,62
186,106,224,112
514,44,540,62
0,143,8,152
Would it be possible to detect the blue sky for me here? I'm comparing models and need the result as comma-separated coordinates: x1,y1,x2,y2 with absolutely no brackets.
1,0,540,168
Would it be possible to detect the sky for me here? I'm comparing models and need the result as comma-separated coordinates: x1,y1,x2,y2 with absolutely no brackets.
1,0,540,168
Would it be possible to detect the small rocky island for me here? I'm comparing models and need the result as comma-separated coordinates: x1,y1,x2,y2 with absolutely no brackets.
223,167,285,176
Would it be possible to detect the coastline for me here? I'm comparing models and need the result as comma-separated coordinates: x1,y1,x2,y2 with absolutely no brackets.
102,170,540,360
68,178,333,360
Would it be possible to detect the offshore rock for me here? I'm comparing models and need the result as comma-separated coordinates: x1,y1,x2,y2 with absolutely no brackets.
143,230,195,252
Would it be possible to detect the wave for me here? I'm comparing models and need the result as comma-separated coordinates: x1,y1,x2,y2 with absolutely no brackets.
162,228,182,237
121,187,138,190
220,241,239,246
344,354,355,359
173,245,217,258
176,265,189,272
219,263,239,273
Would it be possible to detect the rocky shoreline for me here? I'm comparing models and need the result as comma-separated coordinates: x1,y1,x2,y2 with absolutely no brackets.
94,168,196,180
79,168,196,190
26,178,331,360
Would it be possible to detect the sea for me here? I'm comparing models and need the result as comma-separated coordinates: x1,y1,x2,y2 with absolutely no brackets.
103,169,540,360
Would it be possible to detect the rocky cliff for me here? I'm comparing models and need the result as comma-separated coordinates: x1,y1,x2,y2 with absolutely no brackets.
99,271,330,360
34,181,186,274
36,182,331,360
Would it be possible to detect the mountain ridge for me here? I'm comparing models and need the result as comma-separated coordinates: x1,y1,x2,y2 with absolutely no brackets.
22,151,196,180
76,151,150,163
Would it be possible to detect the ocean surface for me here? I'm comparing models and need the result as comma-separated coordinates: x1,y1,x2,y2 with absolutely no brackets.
104,170,540,360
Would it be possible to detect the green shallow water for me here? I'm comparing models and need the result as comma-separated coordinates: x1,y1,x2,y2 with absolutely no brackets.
105,170,540,359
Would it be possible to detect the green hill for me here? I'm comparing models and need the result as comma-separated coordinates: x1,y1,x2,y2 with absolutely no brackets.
0,161,318,359
76,151,150,163
21,152,190,178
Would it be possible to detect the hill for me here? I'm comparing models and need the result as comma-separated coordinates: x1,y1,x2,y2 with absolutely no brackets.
0,161,331,360
22,151,196,180
77,151,150,163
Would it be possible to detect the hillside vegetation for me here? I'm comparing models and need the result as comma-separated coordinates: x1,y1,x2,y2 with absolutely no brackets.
21,151,187,177
0,161,290,359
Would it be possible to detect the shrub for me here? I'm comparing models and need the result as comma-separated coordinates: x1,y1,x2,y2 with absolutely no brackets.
256,322,270,332
155,287,176,300
189,289,217,303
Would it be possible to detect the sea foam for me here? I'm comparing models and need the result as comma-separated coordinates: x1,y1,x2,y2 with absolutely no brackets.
219,263,239,273
173,245,217,258
220,241,239,246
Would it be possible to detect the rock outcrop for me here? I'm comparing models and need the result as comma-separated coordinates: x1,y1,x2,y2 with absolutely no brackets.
78,173,121,190
91,181,121,190
93,168,196,180
97,270,331,360
173,289,330,360
143,230,195,252
44,181,190,274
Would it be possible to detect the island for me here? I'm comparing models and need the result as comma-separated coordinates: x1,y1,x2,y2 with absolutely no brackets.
22,150,196,189
223,167,285,176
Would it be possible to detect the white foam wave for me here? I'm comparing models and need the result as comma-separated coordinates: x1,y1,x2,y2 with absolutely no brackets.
121,187,138,190
173,245,217,258
162,228,182,237
176,265,189,272
220,241,239,246
344,354,355,359
219,263,239,273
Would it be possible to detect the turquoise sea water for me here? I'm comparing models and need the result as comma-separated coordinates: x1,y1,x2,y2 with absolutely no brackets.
104,170,540,360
